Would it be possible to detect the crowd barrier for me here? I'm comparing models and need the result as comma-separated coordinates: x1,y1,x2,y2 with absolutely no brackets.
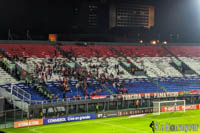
96,108,153,118
14,119,43,128
14,114,96,128
161,104,200,112
29,90,200,105
43,114,96,125
14,104,200,128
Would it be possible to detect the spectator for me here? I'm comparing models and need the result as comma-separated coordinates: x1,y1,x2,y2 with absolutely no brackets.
136,100,139,108
63,92,66,98
123,88,127,94
96,104,99,113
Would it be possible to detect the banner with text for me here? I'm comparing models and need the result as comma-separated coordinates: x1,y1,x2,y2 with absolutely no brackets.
122,92,180,100
67,114,96,122
43,116,67,125
161,104,200,112
14,119,43,128
43,114,96,125
118,108,153,116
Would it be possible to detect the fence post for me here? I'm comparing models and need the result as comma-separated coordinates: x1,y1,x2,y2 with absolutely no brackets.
4,111,6,129
21,108,24,120
86,103,88,113
42,101,44,118
14,104,16,122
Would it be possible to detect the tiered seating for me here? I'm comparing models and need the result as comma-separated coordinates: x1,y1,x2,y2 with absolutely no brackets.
0,67,17,84
114,46,200,57
151,57,183,77
179,57,200,75
0,83,43,101
0,81,110,102
1,44,200,104
0,58,17,84
108,77,200,94
16,58,65,81
158,77,200,91
0,44,62,58
128,57,182,77
107,78,164,93
61,45,116,57
114,46,170,57
167,46,200,57
76,57,145,79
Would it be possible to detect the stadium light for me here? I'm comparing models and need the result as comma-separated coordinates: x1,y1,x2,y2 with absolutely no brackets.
163,41,167,44
139,40,143,44
151,40,157,45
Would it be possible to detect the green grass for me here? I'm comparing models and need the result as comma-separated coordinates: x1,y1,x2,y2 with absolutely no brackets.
2,110,200,133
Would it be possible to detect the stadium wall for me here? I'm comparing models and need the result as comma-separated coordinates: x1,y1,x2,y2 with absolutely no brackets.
13,104,200,128
14,113,96,128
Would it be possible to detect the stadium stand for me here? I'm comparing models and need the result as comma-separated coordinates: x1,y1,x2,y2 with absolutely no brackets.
1,44,200,104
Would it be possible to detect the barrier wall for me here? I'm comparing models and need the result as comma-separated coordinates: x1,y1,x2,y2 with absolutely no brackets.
43,114,96,125
161,104,200,112
43,116,67,125
14,114,96,128
96,108,153,118
14,119,43,128
13,104,200,128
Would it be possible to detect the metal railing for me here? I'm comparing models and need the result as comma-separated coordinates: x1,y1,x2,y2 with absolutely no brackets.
0,109,28,129
30,95,112,105
8,84,31,105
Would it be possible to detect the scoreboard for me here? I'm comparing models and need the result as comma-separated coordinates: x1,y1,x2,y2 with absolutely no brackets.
109,3,154,29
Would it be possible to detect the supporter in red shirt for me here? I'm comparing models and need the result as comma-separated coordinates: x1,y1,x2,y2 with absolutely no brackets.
77,95,81,100
93,91,97,96
98,89,102,94
62,69,65,75
45,72,48,80
65,70,68,76
72,96,76,100
85,95,88,99
123,88,127,94
63,77,67,84
84,89,88,96
58,76,62,84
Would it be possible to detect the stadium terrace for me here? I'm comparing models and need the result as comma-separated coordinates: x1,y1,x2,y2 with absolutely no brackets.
0,41,200,132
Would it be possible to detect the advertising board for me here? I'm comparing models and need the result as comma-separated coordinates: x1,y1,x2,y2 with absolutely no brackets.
14,119,43,128
43,114,96,125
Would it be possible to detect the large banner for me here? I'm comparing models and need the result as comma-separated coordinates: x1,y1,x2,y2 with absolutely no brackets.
43,116,67,125
43,114,96,125
122,92,179,100
97,108,153,118
91,95,107,100
189,90,200,94
118,108,153,116
14,119,43,128
161,104,200,112
97,111,119,118
67,114,96,122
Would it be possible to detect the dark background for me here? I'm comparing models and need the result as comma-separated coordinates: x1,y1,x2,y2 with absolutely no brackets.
0,0,199,42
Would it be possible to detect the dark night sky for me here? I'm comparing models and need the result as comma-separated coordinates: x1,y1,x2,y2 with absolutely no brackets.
0,0,199,40
155,0,200,37
0,0,47,34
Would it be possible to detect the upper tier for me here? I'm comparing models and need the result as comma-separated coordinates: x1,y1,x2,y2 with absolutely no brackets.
0,44,62,58
0,44,199,57
61,45,200,57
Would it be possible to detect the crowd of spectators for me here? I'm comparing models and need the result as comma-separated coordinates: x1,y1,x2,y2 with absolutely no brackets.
1,47,129,101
